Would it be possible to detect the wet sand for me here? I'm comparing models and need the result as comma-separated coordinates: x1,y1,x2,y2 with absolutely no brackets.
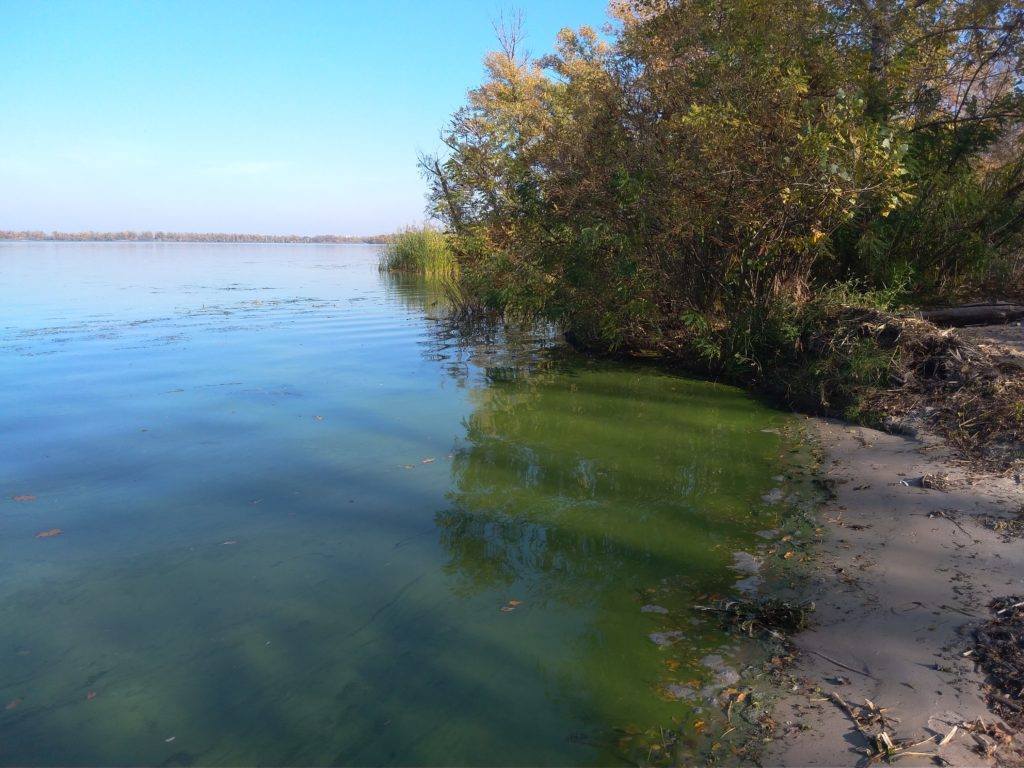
766,416,1023,766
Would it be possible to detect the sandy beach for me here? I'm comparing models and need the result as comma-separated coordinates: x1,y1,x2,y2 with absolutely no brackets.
766,413,1023,766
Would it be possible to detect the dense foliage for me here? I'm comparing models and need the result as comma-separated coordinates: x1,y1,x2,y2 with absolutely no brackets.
423,0,1023,386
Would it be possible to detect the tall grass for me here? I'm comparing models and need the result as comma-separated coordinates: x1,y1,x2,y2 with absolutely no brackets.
378,226,457,280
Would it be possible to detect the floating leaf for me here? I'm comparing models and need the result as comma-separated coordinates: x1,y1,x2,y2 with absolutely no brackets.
35,528,62,539
421,457,435,464
12,495,36,502
86,691,97,701
5,699,21,711
500,599,523,612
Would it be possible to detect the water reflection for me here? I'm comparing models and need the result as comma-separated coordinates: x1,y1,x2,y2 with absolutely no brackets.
0,245,793,766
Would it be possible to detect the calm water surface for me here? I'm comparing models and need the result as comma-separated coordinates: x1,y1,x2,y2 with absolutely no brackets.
0,243,794,766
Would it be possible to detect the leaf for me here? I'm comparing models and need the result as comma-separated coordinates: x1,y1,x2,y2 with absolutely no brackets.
421,457,436,464
5,699,21,711
86,691,97,701
783,550,795,559
313,415,324,421
500,599,523,612
35,528,62,539
12,495,36,502
693,719,707,734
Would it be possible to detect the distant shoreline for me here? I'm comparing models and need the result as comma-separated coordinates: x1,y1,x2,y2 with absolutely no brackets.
0,230,388,244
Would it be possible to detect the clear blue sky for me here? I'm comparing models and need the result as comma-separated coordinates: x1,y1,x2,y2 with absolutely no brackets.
1,1,607,235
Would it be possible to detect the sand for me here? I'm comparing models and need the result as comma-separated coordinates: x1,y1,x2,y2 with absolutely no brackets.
765,416,1024,766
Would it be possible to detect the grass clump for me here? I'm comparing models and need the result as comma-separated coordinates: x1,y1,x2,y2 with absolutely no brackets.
379,226,457,280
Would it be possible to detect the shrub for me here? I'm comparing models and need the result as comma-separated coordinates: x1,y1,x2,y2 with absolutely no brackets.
422,0,1023,348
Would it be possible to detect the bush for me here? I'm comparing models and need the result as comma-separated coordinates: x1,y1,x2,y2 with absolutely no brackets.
422,0,1023,348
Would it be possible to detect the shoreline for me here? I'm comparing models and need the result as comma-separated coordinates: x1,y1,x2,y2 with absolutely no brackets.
763,418,1024,766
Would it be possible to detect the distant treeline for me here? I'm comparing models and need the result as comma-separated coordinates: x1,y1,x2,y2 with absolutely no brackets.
0,230,388,244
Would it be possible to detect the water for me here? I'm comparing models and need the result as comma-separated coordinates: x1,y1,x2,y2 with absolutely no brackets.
0,243,795,766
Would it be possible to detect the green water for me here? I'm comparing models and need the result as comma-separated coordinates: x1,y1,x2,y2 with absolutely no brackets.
0,243,792,766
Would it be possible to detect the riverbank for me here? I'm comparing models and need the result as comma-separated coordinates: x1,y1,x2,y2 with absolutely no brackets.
764,412,1024,765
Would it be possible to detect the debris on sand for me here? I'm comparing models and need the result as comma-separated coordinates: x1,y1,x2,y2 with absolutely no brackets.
827,693,967,765
847,312,1024,470
694,597,814,639
920,472,955,491
959,718,1017,761
975,510,1024,542
971,596,1024,730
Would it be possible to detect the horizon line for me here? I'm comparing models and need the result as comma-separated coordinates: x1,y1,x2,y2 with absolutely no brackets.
0,229,389,244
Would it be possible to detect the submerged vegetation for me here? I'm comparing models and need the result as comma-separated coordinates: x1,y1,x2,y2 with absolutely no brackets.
419,0,1024,457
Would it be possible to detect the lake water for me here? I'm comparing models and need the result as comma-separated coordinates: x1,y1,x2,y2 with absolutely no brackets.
0,243,795,766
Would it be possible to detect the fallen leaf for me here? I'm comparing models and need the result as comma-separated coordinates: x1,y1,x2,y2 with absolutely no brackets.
783,551,795,559
165,736,176,743
35,528,62,539
693,719,707,734
5,699,21,711
421,458,435,464
221,540,237,546
500,599,523,612
86,691,97,701
12,495,36,502
665,659,681,671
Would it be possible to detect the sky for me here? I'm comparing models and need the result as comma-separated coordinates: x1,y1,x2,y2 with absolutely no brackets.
1,1,608,236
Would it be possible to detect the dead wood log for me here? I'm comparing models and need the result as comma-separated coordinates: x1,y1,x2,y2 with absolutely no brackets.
918,303,1024,327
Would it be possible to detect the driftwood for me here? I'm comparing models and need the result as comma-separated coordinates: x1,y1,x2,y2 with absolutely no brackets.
918,303,1024,327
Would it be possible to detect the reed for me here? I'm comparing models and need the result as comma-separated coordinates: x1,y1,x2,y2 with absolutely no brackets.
378,226,457,280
